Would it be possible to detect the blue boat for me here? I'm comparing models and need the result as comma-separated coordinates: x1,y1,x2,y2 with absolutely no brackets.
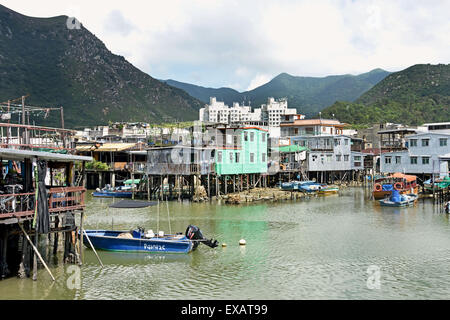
299,181,322,193
82,226,219,254
92,190,133,198
92,185,133,198
379,190,418,207
81,200,219,255
281,181,318,192
82,229,194,253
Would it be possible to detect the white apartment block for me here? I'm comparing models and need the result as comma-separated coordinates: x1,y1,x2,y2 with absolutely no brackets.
380,132,450,177
261,97,297,127
199,97,297,137
417,122,450,135
199,97,230,124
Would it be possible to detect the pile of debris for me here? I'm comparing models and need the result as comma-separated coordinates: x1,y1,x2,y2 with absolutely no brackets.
192,185,209,202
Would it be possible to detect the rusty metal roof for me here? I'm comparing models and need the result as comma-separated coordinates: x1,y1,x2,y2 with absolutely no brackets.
76,143,137,152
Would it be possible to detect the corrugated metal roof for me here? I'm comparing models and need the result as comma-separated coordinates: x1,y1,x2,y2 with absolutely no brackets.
0,148,92,162
273,145,309,153
76,143,137,152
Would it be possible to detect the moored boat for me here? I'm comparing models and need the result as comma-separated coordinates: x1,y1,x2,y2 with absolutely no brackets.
423,176,450,193
92,184,133,198
281,180,316,191
81,200,218,254
373,173,418,200
317,185,339,195
299,181,322,193
379,190,418,207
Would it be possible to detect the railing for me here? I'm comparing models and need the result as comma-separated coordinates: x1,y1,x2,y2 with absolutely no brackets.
0,186,86,221
147,163,216,175
279,162,304,171
0,123,75,151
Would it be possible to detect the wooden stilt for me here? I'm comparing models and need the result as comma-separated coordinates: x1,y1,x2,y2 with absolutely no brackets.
18,224,55,282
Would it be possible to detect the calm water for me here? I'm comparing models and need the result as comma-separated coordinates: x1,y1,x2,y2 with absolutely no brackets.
1,188,450,300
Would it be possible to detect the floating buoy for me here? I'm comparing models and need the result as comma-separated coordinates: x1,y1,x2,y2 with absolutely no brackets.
222,243,227,247
239,239,246,246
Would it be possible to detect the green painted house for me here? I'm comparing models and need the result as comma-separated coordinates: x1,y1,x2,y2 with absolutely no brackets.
211,127,268,176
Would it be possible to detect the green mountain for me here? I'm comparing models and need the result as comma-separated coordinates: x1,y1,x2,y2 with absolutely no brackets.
0,5,203,129
165,69,390,117
321,64,450,126
163,79,243,106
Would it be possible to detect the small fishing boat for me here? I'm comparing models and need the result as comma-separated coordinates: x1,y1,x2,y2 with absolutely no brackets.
317,185,339,195
92,185,133,198
299,181,322,193
423,176,450,193
373,173,418,200
281,181,318,192
81,200,218,254
82,229,194,253
379,190,418,207
281,181,298,191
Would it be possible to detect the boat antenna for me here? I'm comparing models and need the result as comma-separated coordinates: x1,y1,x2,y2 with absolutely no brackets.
166,195,172,235
157,198,160,237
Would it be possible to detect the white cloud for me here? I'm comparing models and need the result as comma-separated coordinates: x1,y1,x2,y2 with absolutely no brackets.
246,74,272,91
2,0,450,89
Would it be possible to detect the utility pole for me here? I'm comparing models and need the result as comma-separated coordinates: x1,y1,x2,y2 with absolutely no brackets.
21,96,25,125
60,107,65,129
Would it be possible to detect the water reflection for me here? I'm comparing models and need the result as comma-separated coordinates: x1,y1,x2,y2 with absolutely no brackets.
1,188,450,300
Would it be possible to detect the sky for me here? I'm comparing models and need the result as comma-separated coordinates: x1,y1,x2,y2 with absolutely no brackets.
2,0,450,91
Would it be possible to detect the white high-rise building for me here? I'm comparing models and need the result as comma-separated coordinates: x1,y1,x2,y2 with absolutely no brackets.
199,97,262,125
199,97,297,137
261,97,297,127
199,97,230,124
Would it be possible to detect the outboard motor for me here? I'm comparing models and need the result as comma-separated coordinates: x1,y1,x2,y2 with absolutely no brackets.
185,225,218,250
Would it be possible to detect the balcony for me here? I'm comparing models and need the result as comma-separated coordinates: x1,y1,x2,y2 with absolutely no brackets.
0,123,75,152
0,186,86,222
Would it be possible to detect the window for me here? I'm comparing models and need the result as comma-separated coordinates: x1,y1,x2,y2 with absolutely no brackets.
344,155,349,161
244,132,248,141
235,152,240,163
395,156,401,164
229,152,234,163
410,139,417,147
344,139,349,145
440,138,447,147
385,157,391,164
354,156,361,161
226,134,232,145
422,157,430,165
410,157,418,165
336,155,341,162
234,135,238,146
262,153,266,162
250,153,255,163
262,133,266,142
250,132,255,142
218,151,223,163
326,154,332,162
422,139,429,147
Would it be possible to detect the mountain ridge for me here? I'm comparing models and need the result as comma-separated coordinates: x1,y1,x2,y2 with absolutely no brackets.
320,63,450,125
0,4,204,129
165,69,391,116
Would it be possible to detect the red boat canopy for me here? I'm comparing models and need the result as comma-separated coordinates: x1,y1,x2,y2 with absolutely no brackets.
389,172,417,182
